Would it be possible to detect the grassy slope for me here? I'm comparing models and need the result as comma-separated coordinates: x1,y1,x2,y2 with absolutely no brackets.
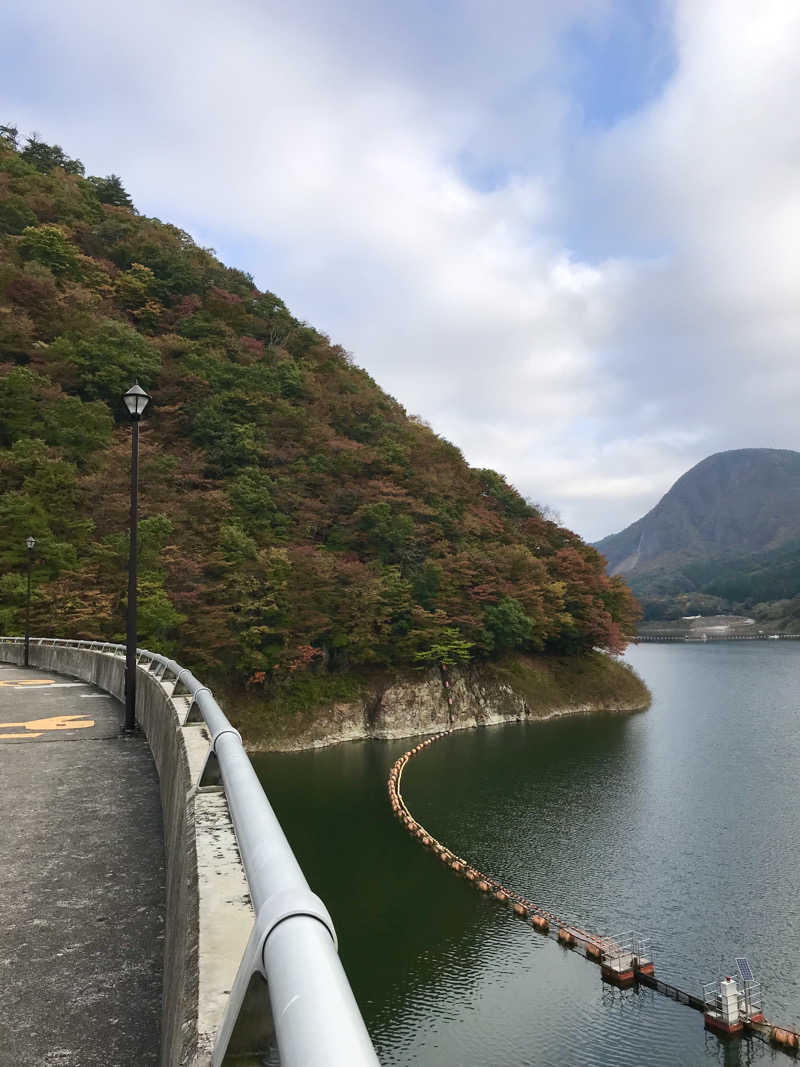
484,650,649,715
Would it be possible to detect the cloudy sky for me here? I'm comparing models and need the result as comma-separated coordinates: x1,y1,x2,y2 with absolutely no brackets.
3,0,800,540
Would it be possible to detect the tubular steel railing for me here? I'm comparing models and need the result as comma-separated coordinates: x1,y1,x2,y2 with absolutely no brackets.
703,977,763,1020
4,636,380,1067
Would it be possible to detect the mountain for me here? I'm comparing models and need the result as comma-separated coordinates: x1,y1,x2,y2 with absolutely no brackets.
596,449,800,623
0,128,640,719
597,449,800,574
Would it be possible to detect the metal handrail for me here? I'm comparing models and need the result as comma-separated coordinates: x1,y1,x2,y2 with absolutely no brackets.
703,976,763,1017
3,636,380,1066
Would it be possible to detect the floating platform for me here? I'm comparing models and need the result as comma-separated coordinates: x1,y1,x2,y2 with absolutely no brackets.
703,964,766,1041
598,934,654,988
704,1014,743,1037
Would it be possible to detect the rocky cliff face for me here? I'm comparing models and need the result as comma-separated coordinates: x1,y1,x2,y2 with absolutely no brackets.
247,655,649,751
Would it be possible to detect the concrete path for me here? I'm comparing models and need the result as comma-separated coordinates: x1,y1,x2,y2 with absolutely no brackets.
0,664,166,1067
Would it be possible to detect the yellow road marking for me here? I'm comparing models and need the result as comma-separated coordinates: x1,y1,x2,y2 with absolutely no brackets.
0,714,95,735
0,679,55,687
1,732,43,739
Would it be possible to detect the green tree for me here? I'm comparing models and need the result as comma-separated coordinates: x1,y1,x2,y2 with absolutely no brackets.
0,124,18,149
47,319,160,404
87,174,133,208
0,368,112,461
136,578,187,653
20,135,84,175
414,627,474,667
113,263,156,309
0,196,37,234
19,224,79,276
482,597,536,654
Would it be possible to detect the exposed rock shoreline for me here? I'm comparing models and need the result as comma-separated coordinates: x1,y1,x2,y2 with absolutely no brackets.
243,652,650,752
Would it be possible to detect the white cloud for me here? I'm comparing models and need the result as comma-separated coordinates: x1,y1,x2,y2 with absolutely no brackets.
4,0,800,541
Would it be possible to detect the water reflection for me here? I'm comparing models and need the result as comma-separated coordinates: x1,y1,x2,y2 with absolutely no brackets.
702,1032,768,1066
255,643,800,1065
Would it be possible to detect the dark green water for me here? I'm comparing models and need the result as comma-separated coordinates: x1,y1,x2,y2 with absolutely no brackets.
253,643,800,1066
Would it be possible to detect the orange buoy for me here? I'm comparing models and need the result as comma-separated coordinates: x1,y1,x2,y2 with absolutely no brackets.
478,880,491,892
495,890,508,903
531,915,549,933
586,943,602,961
513,903,527,918
557,928,576,947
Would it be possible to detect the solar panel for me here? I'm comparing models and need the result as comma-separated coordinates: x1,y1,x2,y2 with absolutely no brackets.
736,958,754,982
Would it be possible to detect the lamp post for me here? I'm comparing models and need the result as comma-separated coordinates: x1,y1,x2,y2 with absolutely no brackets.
122,382,151,733
24,535,35,668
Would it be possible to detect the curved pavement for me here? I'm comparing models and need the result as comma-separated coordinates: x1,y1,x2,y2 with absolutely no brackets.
0,664,165,1067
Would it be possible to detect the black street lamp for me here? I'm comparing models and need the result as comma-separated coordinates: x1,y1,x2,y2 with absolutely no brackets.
122,382,151,733
24,535,35,668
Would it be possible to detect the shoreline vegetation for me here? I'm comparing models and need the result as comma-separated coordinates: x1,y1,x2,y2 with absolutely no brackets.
229,651,650,752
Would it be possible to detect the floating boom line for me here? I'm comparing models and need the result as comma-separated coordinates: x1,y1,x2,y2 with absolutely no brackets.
386,727,800,1057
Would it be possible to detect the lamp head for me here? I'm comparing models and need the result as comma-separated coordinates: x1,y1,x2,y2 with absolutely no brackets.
26,535,36,551
122,382,151,419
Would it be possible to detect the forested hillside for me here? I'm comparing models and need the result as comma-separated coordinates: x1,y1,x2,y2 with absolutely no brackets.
0,127,639,697
595,449,800,625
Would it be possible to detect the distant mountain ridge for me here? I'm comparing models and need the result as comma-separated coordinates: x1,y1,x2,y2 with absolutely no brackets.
595,449,800,628
596,449,800,576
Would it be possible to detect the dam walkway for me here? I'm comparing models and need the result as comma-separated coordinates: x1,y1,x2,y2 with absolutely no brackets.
0,663,165,1067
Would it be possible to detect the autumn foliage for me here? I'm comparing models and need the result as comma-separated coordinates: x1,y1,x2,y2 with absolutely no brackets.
0,130,640,688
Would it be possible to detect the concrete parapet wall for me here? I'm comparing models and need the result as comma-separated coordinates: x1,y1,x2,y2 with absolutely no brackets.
0,640,253,1066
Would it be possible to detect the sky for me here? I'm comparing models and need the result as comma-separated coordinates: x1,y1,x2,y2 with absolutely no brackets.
3,0,800,541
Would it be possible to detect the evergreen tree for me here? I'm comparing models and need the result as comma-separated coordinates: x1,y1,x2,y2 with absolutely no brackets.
20,135,85,175
87,174,134,208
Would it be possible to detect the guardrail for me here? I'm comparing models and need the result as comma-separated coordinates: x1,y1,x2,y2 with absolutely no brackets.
2,636,380,1067
635,632,800,642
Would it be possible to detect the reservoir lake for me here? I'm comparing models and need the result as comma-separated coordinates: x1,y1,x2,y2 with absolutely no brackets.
253,642,800,1066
